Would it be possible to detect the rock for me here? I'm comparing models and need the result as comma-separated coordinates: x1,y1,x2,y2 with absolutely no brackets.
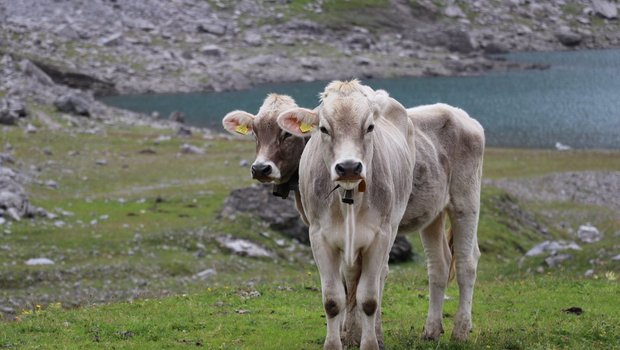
577,224,602,243
220,184,309,243
483,41,510,54
444,4,465,18
180,144,204,155
0,98,27,125
0,107,17,126
611,254,620,261
243,32,262,46
154,135,172,144
555,29,582,47
216,235,274,258
239,159,249,167
194,268,217,280
45,180,58,189
584,269,595,277
429,29,478,54
355,57,374,66
221,184,415,261
389,235,413,263
177,126,192,137
200,44,224,57
591,0,618,19
197,21,227,36
555,142,572,151
25,123,37,133
96,159,108,166
19,59,54,86
25,257,55,265
525,240,582,257
34,61,118,96
346,30,373,50
55,24,80,40
99,32,123,46
0,306,15,314
168,111,185,123
53,94,91,117
545,253,572,267
0,166,31,220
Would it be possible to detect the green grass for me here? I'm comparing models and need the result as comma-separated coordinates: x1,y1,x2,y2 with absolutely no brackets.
2,276,618,349
1,111,620,348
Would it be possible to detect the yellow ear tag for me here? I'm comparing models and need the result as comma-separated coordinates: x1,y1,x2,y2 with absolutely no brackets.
235,124,249,135
299,122,314,133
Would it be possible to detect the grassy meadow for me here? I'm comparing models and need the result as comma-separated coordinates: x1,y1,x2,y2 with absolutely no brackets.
1,111,619,349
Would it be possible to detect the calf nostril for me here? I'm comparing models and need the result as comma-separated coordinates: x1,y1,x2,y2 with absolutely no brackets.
262,165,272,175
335,163,346,176
354,162,362,175
251,164,272,177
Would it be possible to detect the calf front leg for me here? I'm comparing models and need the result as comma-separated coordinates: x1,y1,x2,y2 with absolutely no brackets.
356,233,391,350
312,231,346,350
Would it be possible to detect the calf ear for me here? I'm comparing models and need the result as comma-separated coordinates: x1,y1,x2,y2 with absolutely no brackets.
277,108,318,137
222,111,255,136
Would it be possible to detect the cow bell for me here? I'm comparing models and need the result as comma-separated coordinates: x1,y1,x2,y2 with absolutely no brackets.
342,189,354,205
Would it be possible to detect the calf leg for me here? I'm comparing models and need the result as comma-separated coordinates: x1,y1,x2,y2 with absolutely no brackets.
342,262,362,348
312,230,347,350
448,173,482,341
420,211,452,340
357,233,391,350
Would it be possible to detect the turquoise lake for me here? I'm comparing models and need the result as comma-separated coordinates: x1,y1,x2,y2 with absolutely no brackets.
101,49,620,149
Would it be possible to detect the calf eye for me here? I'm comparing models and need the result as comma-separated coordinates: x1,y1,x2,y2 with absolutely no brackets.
320,126,329,135
282,132,292,140
367,124,375,133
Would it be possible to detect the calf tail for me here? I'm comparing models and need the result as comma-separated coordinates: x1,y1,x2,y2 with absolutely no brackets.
447,225,456,283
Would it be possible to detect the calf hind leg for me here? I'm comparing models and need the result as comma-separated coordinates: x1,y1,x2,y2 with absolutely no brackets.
448,189,482,341
420,211,452,340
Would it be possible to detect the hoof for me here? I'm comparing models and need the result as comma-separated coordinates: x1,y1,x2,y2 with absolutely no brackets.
324,338,343,350
422,322,444,341
452,315,472,341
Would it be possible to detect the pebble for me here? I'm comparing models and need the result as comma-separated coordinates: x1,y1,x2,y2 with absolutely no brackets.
25,258,55,265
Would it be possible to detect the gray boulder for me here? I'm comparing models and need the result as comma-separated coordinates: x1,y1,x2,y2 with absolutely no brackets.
445,29,478,53
54,93,91,117
0,98,27,125
221,184,309,244
200,44,224,57
197,21,227,36
0,166,31,221
19,59,54,86
555,29,582,47
168,111,185,123
545,253,572,267
577,224,602,243
390,235,413,263
483,41,509,54
591,0,618,19
243,32,262,46
220,184,414,262
444,4,465,18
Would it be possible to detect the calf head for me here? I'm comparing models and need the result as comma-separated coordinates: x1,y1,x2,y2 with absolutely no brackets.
222,94,305,186
278,80,383,191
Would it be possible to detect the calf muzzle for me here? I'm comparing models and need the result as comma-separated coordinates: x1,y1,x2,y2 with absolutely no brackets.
251,163,272,181
335,160,363,180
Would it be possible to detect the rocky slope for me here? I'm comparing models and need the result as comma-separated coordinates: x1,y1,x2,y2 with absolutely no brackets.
1,0,619,99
